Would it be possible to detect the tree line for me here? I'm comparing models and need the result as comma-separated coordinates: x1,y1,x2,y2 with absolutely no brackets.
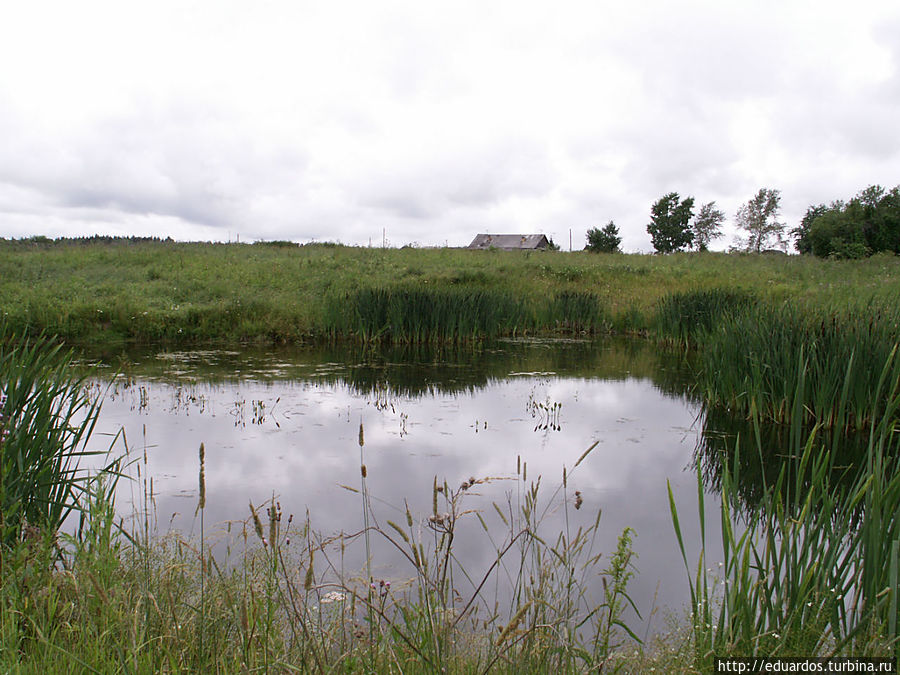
585,184,900,258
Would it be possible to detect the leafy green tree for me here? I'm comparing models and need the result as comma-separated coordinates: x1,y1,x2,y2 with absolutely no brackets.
586,221,622,253
735,188,786,252
797,185,900,258
692,202,725,251
647,193,694,253
793,203,835,254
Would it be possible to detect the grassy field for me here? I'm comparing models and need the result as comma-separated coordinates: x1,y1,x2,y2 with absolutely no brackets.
4,241,900,671
2,239,899,344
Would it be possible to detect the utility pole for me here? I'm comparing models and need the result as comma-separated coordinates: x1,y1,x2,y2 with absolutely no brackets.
569,229,572,252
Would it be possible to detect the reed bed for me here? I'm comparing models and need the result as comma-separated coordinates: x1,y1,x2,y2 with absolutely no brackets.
325,287,529,344
695,302,900,430
325,287,610,344
544,290,609,334
0,328,113,550
654,288,757,347
670,354,900,669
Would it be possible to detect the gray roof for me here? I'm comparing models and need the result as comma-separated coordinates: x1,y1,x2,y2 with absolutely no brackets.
467,234,549,250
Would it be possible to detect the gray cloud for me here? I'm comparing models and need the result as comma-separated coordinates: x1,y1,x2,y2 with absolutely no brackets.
1,1,899,250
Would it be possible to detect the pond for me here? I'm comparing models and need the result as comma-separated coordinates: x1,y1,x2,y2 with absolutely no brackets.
83,337,726,634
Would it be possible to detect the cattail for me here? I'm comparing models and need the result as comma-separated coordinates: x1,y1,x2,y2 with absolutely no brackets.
304,550,315,591
268,504,277,549
358,422,364,447
361,464,367,478
198,443,206,510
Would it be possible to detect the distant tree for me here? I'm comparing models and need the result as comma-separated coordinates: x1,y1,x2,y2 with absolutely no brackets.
735,188,786,252
793,203,833,254
692,201,725,251
796,185,900,258
586,221,622,253
647,193,695,253
546,237,561,251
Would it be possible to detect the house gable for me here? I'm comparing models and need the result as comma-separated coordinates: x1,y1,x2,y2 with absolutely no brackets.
467,234,550,250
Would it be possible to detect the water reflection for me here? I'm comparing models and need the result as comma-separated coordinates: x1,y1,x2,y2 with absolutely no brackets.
83,338,718,633
694,404,874,515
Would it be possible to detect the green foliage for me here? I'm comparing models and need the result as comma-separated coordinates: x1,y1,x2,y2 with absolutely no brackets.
545,291,608,333
326,287,529,343
252,239,298,248
2,240,900,346
696,302,900,430
586,221,622,253
691,201,725,251
795,185,900,258
670,358,900,663
0,330,105,547
647,192,695,253
655,288,757,347
735,188,786,252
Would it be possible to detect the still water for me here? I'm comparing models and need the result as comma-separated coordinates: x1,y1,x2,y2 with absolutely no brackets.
85,338,724,631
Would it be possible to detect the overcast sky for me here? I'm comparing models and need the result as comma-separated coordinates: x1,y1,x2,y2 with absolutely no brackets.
1,1,898,252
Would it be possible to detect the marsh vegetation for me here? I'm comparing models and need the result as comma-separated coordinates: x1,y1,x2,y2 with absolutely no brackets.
2,242,900,671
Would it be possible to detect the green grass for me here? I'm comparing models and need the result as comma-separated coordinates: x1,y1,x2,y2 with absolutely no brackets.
670,352,900,669
694,302,900,430
654,287,757,347
2,239,899,345
0,328,114,550
4,240,900,670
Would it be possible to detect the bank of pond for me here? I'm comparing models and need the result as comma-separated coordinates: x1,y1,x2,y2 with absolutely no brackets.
1,288,899,673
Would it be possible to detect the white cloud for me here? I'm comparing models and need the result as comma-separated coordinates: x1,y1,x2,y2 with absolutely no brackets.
1,0,899,250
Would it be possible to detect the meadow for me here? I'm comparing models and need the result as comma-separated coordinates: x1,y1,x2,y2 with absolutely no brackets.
3,239,900,671
2,238,899,344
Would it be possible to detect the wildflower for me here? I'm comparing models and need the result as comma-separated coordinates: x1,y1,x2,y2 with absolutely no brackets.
320,591,345,604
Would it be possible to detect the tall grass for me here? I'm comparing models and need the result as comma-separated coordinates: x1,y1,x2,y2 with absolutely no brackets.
4,239,899,345
0,330,108,549
326,287,611,344
1,421,651,673
325,287,530,343
696,302,900,430
655,288,757,347
544,291,609,334
670,352,900,668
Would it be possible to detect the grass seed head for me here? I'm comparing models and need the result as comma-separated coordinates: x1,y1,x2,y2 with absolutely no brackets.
198,443,206,510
